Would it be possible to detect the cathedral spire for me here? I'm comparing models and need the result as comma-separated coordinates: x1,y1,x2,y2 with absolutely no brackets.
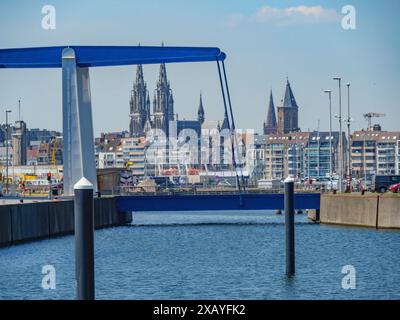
277,78,299,134
158,63,168,85
146,92,150,117
283,78,298,109
264,90,277,135
153,58,174,135
136,64,144,85
221,110,229,130
197,92,205,125
129,64,148,137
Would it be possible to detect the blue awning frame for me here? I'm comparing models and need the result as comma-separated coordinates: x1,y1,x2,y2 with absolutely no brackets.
0,45,226,68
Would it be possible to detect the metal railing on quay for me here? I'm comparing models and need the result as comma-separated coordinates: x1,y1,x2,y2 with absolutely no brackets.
108,185,322,197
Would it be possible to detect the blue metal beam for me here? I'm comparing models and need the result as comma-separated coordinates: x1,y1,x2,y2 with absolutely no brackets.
0,46,226,68
116,193,320,212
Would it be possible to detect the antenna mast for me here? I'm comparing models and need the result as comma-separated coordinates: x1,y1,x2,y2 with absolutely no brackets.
18,98,21,121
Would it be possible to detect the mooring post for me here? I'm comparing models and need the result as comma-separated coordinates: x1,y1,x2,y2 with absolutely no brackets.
74,177,95,300
284,176,295,276
315,209,320,222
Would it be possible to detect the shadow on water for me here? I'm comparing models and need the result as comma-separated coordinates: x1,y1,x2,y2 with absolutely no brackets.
128,221,314,227
128,210,314,228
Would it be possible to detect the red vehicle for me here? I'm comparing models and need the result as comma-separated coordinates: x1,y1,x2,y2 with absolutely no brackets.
389,183,400,193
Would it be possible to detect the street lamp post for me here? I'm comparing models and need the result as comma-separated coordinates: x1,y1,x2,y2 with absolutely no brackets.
333,77,343,192
324,90,333,189
5,109,12,195
363,131,367,190
346,83,352,192
307,128,310,189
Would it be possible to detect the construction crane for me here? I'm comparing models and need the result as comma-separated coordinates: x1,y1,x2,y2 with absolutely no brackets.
46,137,59,175
363,113,386,131
46,137,58,167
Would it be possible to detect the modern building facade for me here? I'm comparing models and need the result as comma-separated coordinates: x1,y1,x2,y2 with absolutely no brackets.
253,131,345,181
122,137,146,176
96,137,146,176
351,129,400,180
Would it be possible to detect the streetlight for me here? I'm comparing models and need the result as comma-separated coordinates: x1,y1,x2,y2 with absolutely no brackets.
5,109,12,195
333,77,343,192
346,83,352,192
324,90,333,189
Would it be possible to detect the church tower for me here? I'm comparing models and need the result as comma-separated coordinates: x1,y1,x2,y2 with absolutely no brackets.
197,93,205,125
220,110,230,130
277,78,299,134
129,64,148,137
153,63,174,136
263,90,277,135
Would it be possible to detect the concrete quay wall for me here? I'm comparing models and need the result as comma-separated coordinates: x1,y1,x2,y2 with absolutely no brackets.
0,197,132,247
378,196,400,229
320,194,400,229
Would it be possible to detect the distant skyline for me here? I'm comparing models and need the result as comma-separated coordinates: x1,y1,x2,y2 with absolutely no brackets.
0,0,399,135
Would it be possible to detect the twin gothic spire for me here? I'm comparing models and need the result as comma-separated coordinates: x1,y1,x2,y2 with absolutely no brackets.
129,63,206,137
264,79,299,135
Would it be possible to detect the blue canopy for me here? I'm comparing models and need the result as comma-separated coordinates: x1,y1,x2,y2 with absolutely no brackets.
0,45,226,68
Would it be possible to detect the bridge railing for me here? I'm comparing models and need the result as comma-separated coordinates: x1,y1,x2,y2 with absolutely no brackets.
109,185,320,197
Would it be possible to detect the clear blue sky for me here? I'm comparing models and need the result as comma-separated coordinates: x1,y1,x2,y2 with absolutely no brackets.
0,0,399,135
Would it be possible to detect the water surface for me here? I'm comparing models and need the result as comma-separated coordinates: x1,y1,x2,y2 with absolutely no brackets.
0,211,399,299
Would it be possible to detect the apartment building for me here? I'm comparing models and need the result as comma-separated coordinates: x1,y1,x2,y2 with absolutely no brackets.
96,136,146,177
253,131,345,181
97,139,124,169
121,137,146,176
351,130,400,180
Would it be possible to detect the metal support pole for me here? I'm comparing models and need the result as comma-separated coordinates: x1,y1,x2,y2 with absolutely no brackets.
221,61,246,191
333,77,343,192
346,83,351,193
5,111,9,195
284,176,295,276
216,60,241,193
339,80,343,192
74,177,95,300
62,47,98,196
328,92,333,186
324,90,333,190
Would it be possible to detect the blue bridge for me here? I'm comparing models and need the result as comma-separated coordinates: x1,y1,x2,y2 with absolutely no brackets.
116,192,321,212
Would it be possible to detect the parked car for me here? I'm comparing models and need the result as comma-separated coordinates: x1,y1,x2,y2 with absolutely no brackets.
373,175,400,193
389,183,400,193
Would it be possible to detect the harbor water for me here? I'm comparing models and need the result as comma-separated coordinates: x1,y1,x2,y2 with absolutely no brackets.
0,211,399,300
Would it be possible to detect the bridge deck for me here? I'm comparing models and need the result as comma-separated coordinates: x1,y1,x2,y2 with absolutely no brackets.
116,193,320,212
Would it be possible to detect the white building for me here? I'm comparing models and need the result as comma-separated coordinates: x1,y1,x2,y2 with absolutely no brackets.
351,130,400,180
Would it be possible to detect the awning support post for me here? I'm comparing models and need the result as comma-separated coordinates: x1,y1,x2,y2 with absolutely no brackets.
62,47,97,195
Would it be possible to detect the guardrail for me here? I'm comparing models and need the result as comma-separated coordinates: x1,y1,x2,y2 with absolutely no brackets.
108,185,321,197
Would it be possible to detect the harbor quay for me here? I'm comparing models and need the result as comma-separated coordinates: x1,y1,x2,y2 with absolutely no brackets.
318,193,400,229
0,196,132,247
